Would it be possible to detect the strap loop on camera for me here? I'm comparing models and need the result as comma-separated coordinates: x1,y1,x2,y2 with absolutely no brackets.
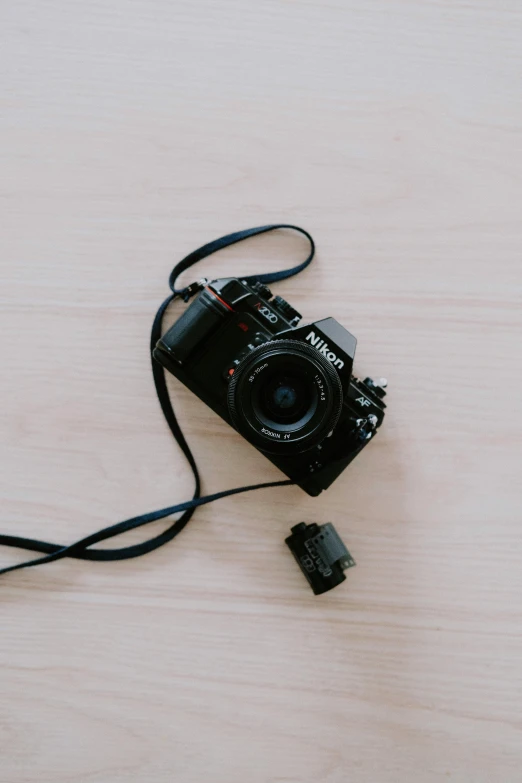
169,223,314,298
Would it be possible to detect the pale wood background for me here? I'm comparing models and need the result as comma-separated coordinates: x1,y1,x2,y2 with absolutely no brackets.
1,1,521,781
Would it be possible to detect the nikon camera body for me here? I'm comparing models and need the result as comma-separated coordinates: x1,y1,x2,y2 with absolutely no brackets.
153,277,386,497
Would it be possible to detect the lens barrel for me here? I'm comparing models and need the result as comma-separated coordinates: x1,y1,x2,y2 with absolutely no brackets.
227,340,343,454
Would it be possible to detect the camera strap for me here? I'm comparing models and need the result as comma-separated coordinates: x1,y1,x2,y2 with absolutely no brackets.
0,225,315,578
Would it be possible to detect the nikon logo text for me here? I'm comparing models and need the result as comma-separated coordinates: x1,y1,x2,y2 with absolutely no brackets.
305,332,344,369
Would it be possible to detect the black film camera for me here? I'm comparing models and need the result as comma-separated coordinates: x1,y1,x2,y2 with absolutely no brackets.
153,277,387,498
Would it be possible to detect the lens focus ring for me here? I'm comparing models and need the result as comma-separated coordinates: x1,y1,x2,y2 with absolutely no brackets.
227,339,343,454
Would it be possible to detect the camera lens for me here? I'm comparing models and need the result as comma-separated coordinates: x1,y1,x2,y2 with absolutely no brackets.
227,340,343,454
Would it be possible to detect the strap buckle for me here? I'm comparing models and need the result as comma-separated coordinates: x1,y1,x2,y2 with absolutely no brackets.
179,278,209,302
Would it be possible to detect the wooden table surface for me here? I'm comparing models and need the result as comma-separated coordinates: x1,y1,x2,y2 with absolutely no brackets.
1,2,521,781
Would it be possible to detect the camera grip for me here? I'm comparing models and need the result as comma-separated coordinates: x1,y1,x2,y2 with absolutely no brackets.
157,290,229,364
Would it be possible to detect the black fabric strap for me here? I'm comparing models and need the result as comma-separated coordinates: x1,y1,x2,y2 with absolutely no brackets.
0,224,314,578
169,223,314,297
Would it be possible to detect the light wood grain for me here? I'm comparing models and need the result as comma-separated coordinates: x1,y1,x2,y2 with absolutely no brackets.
1,1,522,781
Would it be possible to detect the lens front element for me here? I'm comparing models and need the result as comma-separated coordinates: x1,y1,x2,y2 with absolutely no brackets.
262,373,311,423
227,340,343,454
